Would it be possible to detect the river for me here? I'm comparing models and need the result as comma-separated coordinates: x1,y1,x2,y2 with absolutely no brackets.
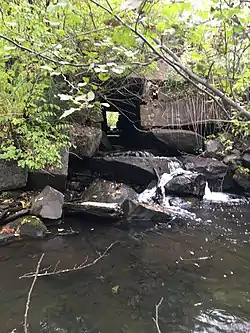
1,199,250,333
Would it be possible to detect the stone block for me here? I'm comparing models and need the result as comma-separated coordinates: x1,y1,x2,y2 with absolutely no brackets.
0,160,27,191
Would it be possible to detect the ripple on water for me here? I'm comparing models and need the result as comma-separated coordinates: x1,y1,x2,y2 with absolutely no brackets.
193,309,250,333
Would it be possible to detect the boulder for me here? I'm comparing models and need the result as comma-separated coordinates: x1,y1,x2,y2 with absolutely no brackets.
233,169,250,192
81,179,138,204
64,201,123,219
1,215,47,238
182,155,234,191
0,160,27,191
204,139,223,158
242,152,250,169
223,151,242,170
71,125,103,158
87,155,182,185
165,171,206,197
27,147,69,192
64,179,137,220
122,199,172,222
31,186,64,220
150,129,204,154
182,156,228,180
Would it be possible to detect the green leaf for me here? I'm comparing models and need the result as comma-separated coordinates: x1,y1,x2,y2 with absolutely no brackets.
87,91,95,101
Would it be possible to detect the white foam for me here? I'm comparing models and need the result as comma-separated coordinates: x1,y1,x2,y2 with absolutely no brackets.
203,182,231,202
203,182,245,203
138,167,198,220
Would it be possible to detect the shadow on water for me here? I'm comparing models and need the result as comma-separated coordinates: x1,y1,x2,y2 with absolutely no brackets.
1,202,250,332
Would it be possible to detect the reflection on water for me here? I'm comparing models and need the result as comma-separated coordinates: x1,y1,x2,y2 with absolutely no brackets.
1,202,250,333
194,309,250,333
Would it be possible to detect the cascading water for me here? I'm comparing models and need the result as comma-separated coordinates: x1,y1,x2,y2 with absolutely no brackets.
203,182,230,202
138,163,198,221
203,182,247,203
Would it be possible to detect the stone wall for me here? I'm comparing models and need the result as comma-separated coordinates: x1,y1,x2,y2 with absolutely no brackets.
140,87,221,129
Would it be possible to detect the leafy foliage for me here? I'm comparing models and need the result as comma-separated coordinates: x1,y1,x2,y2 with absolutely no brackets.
1,0,250,168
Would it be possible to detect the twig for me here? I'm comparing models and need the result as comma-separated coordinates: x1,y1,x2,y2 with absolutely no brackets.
0,34,89,68
19,242,117,279
23,253,44,333
153,297,164,333
90,0,250,120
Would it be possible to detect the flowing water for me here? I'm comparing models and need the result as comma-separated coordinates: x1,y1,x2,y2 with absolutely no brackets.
1,162,250,333
1,198,250,333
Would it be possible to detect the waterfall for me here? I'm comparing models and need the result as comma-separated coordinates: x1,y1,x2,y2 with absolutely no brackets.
138,167,198,221
203,182,246,203
203,182,230,202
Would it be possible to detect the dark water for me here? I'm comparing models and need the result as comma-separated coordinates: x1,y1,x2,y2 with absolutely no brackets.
1,202,250,333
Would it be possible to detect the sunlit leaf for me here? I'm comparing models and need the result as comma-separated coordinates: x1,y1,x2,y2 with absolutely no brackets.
87,91,95,101
60,108,80,119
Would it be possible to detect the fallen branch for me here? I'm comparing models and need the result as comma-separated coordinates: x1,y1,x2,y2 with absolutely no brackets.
23,253,44,333
19,241,117,279
153,297,164,333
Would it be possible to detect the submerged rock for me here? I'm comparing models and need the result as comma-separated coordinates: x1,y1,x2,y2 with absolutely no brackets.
87,156,182,185
165,171,206,198
122,198,172,222
31,186,64,219
2,215,47,238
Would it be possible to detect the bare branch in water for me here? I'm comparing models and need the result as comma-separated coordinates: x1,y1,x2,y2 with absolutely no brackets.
24,253,44,333
153,297,164,333
19,242,117,279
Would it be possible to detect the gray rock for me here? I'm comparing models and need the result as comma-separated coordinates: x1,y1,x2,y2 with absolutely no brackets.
81,179,138,204
28,147,69,192
181,155,234,191
0,160,27,191
64,201,123,219
64,179,137,220
122,199,172,222
31,186,64,219
165,171,206,197
223,152,241,170
71,125,103,158
151,129,204,154
242,153,250,169
87,156,182,185
233,169,250,192
2,215,47,238
205,139,223,158
182,156,228,179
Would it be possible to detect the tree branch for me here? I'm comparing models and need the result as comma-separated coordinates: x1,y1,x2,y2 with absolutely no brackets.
0,34,89,68
90,0,250,119
23,253,44,333
153,297,164,333
19,242,117,279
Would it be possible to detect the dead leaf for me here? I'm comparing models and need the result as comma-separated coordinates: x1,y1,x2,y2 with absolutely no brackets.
112,285,120,294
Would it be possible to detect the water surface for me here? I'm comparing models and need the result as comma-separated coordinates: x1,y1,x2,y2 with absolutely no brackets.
1,201,250,333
